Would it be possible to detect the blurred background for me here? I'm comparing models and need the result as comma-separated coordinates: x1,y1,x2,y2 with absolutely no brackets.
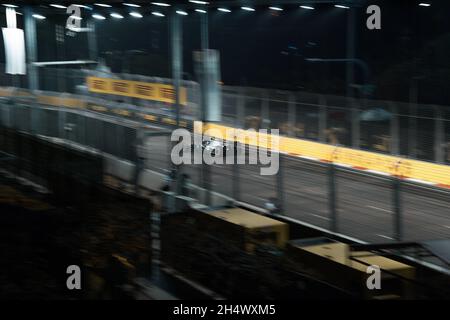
0,0,449,300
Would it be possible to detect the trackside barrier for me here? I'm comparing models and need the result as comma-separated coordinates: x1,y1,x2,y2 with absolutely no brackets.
197,122,450,188
1,86,449,188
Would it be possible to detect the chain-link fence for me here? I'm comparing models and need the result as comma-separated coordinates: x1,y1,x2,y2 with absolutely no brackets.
1,65,449,164
221,86,450,165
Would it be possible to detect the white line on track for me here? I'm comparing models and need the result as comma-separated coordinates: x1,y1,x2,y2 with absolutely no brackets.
376,234,395,240
308,213,331,221
367,205,392,214
366,170,391,176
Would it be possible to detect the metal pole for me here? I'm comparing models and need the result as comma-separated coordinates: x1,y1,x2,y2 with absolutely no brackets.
409,79,418,158
276,152,284,213
87,18,98,62
24,6,39,90
392,176,402,241
346,8,355,99
55,25,66,92
288,93,296,137
236,89,246,128
232,141,240,202
201,10,209,58
200,10,211,206
170,12,182,128
170,9,183,197
328,163,337,232
390,103,400,155
434,106,444,164
133,128,144,194
261,91,269,129
346,8,359,149
318,95,327,143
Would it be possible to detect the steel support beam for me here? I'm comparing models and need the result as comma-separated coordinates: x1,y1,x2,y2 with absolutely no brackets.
170,10,183,198
87,18,98,61
200,10,212,206
390,103,400,155
328,163,338,232
434,106,445,164
276,152,285,213
24,6,39,91
393,177,402,241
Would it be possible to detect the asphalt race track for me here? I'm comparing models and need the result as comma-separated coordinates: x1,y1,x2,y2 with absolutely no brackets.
144,135,450,244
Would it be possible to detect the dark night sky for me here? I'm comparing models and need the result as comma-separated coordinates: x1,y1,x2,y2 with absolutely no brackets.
1,1,450,104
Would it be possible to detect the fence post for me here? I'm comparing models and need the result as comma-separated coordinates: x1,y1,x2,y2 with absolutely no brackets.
261,91,270,129
328,162,338,232
276,152,284,213
236,89,245,129
351,100,360,149
390,103,400,155
232,140,240,202
288,93,296,137
408,81,418,159
133,128,144,194
393,176,402,241
434,106,444,164
318,95,327,143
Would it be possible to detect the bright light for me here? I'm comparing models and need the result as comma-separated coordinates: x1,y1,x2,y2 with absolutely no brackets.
419,3,431,7
49,4,67,9
151,2,171,6
92,13,106,20
94,3,112,8
71,15,82,20
176,10,188,16
92,14,106,20
300,5,315,10
195,9,207,13
241,6,255,12
152,11,165,17
218,8,231,13
110,13,124,19
189,0,209,4
335,4,350,9
269,6,283,11
123,3,141,7
74,4,91,9
2,4,18,8
32,14,46,20
129,12,143,18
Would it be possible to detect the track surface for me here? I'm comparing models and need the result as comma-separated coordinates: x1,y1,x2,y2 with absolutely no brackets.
144,135,450,244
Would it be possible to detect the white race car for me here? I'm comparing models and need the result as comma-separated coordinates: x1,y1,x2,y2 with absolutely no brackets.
193,137,231,157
